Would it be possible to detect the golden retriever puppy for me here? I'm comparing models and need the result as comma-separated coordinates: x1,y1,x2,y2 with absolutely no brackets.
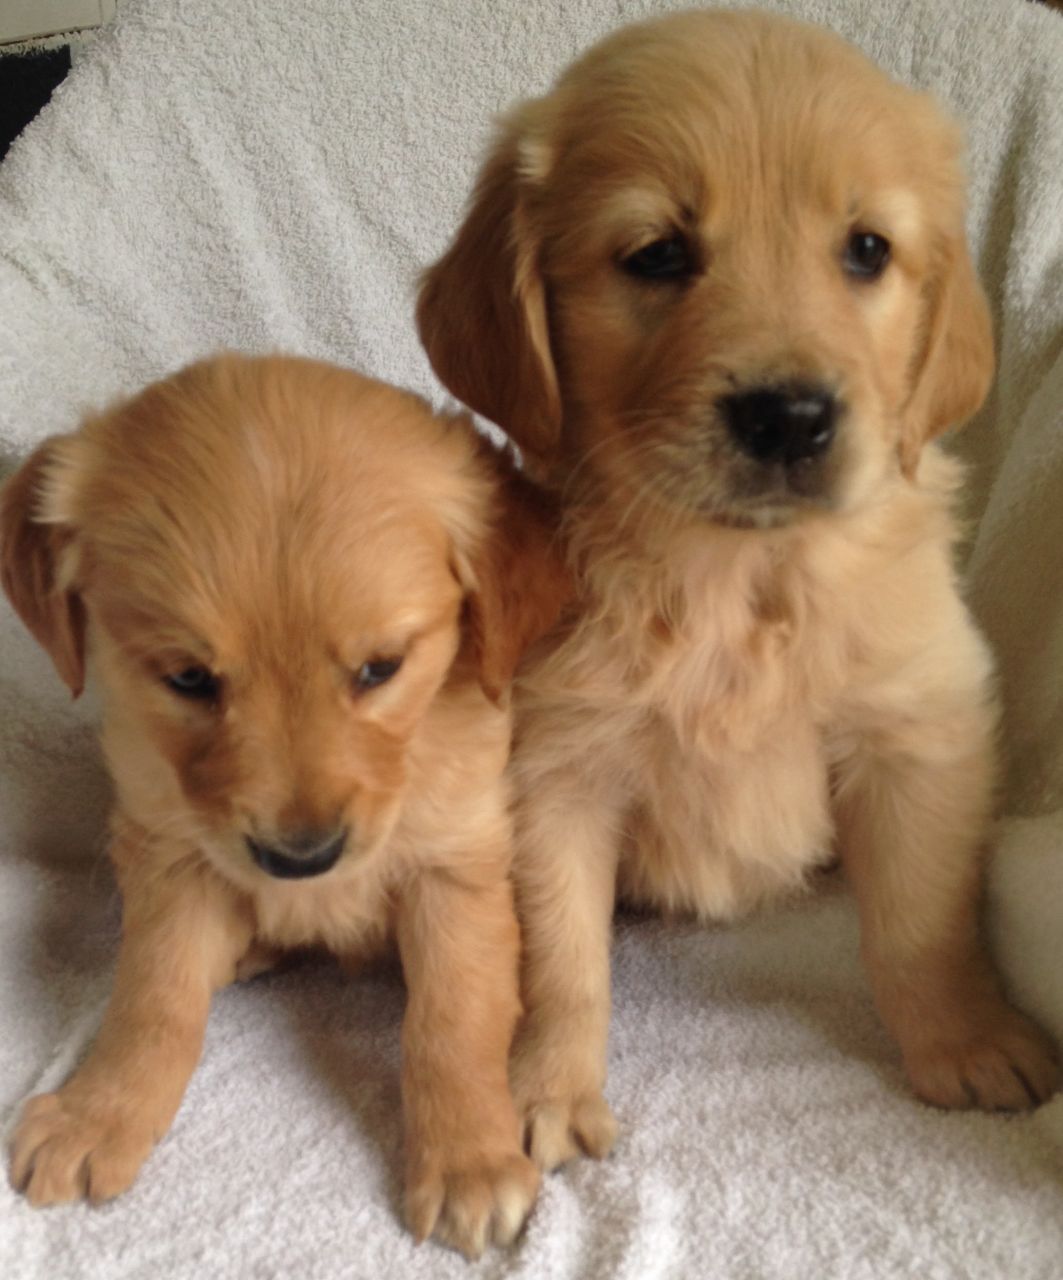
417,9,1060,1169
1,354,567,1255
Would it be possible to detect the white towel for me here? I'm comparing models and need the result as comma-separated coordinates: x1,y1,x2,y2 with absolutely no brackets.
2,1,1062,1276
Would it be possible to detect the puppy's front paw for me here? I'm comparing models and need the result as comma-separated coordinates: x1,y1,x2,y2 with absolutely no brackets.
903,1004,1060,1111
511,1034,618,1171
9,1090,156,1206
521,1090,618,1172
405,1146,540,1259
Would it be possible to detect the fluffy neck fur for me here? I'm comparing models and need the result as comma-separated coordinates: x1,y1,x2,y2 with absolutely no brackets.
540,448,962,752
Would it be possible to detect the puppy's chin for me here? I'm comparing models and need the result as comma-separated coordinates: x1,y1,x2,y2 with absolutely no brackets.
707,502,811,532
697,432,891,533
700,468,838,531
629,457,846,535
593,423,866,541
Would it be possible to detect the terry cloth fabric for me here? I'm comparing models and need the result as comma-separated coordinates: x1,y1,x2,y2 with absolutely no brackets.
1,1,1062,1276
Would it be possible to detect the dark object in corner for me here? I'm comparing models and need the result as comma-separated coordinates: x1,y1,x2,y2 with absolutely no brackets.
0,47,72,162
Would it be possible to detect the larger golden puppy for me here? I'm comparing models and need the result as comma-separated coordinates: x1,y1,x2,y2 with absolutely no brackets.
1,355,565,1255
418,9,1060,1168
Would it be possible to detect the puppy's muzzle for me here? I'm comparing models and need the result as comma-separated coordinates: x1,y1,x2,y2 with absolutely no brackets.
246,827,348,879
720,384,837,466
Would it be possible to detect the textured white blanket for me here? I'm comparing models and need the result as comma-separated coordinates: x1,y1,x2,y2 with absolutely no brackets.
2,1,1063,1276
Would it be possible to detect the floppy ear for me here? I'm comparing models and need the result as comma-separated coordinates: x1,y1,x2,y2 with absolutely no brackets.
417,109,562,470
0,439,86,696
452,468,571,705
899,230,994,478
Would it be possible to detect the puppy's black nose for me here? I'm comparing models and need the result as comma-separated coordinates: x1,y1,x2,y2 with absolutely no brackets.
721,385,838,465
247,827,348,880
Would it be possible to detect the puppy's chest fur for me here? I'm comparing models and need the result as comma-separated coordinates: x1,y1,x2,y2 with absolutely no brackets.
524,482,960,919
246,861,396,958
558,523,862,753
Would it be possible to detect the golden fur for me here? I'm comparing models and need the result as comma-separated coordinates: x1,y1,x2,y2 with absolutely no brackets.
1,354,569,1255
418,9,1060,1169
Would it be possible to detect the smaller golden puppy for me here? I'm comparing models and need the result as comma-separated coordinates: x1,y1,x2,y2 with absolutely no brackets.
1,354,566,1257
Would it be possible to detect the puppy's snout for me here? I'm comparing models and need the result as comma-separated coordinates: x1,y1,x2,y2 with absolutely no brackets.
721,385,838,465
246,826,348,880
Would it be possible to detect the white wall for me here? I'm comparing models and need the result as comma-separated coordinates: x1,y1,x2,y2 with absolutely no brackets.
0,1,121,46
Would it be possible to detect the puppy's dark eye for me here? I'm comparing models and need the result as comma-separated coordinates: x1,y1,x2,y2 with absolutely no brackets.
354,657,403,692
622,235,693,281
844,230,891,280
164,666,219,701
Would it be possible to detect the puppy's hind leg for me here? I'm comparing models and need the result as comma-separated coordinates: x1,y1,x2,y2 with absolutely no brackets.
510,780,621,1172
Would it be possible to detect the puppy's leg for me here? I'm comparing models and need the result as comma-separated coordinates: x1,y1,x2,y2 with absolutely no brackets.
397,863,539,1259
9,835,250,1205
510,785,620,1172
835,709,1059,1110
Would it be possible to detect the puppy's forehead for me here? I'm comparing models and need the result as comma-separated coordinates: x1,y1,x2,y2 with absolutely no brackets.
75,357,472,650
92,516,457,672
539,12,949,227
